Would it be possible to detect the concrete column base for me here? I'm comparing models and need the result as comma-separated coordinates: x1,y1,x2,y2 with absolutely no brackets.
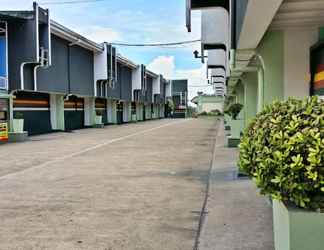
8,132,28,143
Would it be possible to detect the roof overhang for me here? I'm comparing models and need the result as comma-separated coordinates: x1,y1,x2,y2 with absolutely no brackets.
270,0,324,30
51,20,103,52
237,0,283,50
186,0,230,32
117,55,137,69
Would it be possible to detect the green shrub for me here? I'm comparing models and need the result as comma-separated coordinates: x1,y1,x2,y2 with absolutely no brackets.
225,103,243,120
200,111,208,116
239,97,324,210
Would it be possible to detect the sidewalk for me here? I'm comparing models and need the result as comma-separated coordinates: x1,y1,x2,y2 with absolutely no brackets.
198,124,274,250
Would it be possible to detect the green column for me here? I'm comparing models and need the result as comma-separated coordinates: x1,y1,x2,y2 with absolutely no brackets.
50,94,65,131
257,68,264,113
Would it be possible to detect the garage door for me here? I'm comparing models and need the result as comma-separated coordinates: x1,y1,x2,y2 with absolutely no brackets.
13,91,52,135
95,98,107,124
64,97,84,131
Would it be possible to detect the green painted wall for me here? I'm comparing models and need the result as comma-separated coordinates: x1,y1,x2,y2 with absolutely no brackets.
257,30,284,106
242,72,258,127
235,82,245,120
195,95,224,113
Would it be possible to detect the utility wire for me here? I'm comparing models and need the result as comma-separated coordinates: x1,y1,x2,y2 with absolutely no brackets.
189,85,213,87
40,0,106,5
111,40,201,47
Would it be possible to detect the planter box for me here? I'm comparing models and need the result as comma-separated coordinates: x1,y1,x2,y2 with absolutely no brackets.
8,131,28,143
228,119,244,139
13,119,24,133
273,200,324,250
95,116,103,125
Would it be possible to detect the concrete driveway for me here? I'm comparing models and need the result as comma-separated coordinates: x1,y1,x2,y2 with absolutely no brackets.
0,118,218,250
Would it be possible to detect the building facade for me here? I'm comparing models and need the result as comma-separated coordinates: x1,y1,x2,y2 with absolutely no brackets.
185,0,324,134
191,94,224,114
0,3,178,137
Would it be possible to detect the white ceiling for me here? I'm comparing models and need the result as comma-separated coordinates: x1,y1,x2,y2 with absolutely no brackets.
237,0,283,50
271,0,324,29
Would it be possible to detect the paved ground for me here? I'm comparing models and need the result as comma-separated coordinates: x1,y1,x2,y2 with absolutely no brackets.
0,118,218,250
198,124,274,250
0,118,274,250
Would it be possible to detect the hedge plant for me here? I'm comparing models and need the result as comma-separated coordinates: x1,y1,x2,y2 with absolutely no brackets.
225,103,243,120
239,97,324,210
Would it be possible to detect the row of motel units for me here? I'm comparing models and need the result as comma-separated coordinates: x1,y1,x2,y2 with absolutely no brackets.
0,3,188,136
186,0,324,142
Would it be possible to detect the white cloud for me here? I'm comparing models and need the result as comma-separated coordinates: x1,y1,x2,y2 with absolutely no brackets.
80,26,121,43
147,55,214,105
147,56,175,79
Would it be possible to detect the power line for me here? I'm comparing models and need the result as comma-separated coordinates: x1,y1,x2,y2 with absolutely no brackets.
111,40,201,47
189,85,213,87
40,0,106,5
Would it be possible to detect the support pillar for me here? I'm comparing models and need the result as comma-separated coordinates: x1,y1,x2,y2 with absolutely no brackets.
145,104,152,120
160,104,165,118
136,103,143,121
123,101,131,123
84,97,95,127
107,99,117,124
9,95,14,132
50,94,65,131
257,68,265,113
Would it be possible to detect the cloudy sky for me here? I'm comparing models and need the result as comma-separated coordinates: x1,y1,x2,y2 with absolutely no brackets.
1,0,215,102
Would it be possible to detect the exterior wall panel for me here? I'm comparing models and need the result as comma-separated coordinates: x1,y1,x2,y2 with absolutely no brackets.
146,76,153,103
37,35,69,93
257,30,284,105
7,20,37,91
70,45,94,96
120,66,132,101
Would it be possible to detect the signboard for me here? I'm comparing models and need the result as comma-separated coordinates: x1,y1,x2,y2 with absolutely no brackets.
0,122,8,142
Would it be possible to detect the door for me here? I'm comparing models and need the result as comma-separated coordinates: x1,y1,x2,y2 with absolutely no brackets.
64,97,84,131
13,92,52,135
